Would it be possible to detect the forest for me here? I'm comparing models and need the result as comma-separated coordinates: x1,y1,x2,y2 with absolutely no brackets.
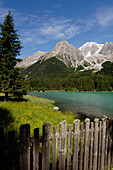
27,61,113,92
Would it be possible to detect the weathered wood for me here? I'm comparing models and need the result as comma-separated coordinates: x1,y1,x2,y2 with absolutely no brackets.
111,119,113,168
100,118,106,170
8,131,15,170
33,128,39,170
20,124,30,170
98,121,102,170
42,122,51,170
107,120,112,170
105,120,109,169
59,120,67,170
79,123,84,170
72,119,80,170
67,124,72,170
93,118,99,170
84,118,90,170
52,126,58,170
89,122,94,170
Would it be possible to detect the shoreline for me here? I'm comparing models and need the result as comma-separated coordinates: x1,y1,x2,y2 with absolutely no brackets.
29,92,111,121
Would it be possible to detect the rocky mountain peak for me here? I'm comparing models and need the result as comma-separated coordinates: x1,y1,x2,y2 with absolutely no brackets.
16,51,47,68
39,40,84,67
79,42,103,57
99,42,113,55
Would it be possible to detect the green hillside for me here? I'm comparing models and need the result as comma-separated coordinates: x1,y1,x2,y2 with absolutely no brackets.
22,57,74,79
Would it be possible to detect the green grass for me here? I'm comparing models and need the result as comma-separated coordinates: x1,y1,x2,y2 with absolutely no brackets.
0,94,79,137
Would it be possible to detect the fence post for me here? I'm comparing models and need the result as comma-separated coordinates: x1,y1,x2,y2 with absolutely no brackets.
33,128,39,170
42,122,51,170
89,122,94,170
79,123,84,170
59,120,67,170
20,124,30,170
84,118,90,170
98,121,102,170
101,118,106,170
8,131,15,170
67,124,72,170
72,119,80,170
107,119,112,170
52,126,58,170
93,118,99,170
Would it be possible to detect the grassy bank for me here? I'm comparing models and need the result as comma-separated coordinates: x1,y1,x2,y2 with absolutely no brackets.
0,94,79,137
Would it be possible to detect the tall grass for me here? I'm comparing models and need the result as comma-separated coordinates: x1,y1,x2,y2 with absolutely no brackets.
0,95,79,137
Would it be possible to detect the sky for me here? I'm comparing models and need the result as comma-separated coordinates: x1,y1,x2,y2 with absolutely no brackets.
1,0,113,58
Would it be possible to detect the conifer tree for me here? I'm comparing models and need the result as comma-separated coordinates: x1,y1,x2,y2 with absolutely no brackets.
0,10,27,100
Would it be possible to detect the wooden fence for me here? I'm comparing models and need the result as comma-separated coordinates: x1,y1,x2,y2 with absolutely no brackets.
0,117,113,170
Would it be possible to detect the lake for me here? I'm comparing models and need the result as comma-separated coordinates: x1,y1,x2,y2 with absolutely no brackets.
29,92,113,118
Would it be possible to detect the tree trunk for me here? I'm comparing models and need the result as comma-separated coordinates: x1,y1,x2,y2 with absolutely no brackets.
4,92,8,101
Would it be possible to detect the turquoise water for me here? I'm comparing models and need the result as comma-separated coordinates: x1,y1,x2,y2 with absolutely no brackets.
29,92,113,118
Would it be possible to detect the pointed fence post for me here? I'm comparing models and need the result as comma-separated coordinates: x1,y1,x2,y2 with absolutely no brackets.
33,128,39,170
72,119,80,170
93,118,99,170
52,126,58,170
84,118,90,170
20,124,30,170
79,123,84,170
42,122,51,170
89,122,94,170
98,121,102,170
67,124,72,170
107,119,112,170
59,120,67,170
101,118,106,170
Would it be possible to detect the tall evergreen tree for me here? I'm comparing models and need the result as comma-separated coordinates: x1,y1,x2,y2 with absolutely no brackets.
0,10,27,100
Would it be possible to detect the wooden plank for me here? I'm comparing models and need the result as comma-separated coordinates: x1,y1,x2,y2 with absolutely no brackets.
20,124,30,170
84,118,90,170
89,122,94,170
110,119,113,168
72,119,80,170
67,124,72,170
52,126,58,170
93,118,99,170
98,121,102,170
42,122,51,170
107,120,112,170
33,128,39,170
59,120,67,170
79,123,84,170
100,118,106,170
105,120,109,169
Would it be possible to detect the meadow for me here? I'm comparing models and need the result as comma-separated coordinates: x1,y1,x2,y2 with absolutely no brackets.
0,94,79,137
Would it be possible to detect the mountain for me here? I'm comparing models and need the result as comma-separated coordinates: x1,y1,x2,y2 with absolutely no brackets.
39,40,84,67
16,51,47,68
22,57,74,80
18,40,113,74
99,42,113,55
79,42,103,57
79,42,113,71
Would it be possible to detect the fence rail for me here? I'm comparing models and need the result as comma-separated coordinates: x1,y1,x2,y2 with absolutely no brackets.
0,117,113,170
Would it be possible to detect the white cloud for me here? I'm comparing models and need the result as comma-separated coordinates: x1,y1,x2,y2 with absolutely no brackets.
39,18,80,40
94,7,113,27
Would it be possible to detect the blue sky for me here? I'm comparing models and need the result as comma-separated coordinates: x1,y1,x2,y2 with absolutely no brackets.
1,0,113,58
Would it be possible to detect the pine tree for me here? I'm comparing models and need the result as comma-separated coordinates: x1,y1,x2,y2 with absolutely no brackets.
0,10,27,100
